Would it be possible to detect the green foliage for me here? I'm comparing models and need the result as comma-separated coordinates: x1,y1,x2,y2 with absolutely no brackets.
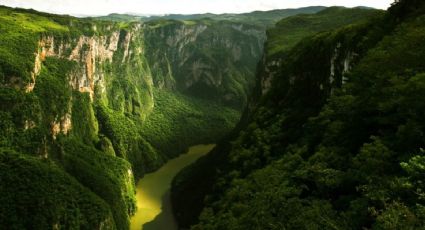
61,138,136,230
388,0,425,20
370,151,425,229
0,6,68,83
0,65,138,229
0,87,43,154
141,90,240,157
103,28,155,119
172,2,425,229
0,5,124,84
0,149,115,229
266,7,382,57
0,4,392,230
34,58,73,122
0,5,248,230
71,92,98,143
0,17,140,228
96,104,164,179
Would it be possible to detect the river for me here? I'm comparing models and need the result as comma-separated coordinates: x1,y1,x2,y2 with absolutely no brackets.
130,144,215,230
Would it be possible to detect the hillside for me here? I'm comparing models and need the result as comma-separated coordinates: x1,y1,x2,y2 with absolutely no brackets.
0,2,405,230
266,6,382,56
0,5,244,229
171,1,425,229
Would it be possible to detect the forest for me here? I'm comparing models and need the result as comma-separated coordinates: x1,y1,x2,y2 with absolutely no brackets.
172,0,425,229
1,0,425,229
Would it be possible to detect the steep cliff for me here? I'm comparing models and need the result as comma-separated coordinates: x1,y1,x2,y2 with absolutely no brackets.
0,5,243,229
170,6,391,229
96,7,330,109
143,19,265,108
0,8,154,228
172,1,425,229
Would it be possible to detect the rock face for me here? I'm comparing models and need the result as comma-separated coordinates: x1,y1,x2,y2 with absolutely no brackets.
143,20,266,108
51,112,72,139
22,24,157,140
258,41,358,101
0,16,156,229
35,27,148,102
5,17,270,173
23,20,266,140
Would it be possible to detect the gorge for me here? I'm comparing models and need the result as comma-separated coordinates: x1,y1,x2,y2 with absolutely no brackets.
2,0,425,229
130,144,215,230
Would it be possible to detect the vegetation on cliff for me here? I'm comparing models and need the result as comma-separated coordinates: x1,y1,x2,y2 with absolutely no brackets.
3,2,422,229
141,90,239,157
0,4,255,229
0,149,115,229
172,1,425,229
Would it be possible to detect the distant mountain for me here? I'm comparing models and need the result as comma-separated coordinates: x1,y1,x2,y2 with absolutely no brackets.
266,6,380,56
95,6,327,27
94,13,148,21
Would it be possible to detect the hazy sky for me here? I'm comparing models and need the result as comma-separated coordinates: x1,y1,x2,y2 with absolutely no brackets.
0,0,394,16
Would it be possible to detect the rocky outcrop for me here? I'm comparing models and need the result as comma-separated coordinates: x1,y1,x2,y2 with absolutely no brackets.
330,42,357,86
122,31,132,62
143,21,265,107
51,113,72,139
21,24,158,141
259,41,358,99
26,20,265,111
36,31,121,100
26,41,45,92
260,56,282,95
164,24,207,50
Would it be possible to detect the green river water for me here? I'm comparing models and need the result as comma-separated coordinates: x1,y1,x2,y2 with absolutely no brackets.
130,144,215,230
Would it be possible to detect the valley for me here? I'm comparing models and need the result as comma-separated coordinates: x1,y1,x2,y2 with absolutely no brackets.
0,4,321,229
2,0,425,229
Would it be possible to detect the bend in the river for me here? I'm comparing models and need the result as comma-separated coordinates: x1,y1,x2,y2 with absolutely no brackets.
130,144,215,230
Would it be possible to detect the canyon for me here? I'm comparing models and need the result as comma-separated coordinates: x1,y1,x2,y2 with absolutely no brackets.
2,1,425,229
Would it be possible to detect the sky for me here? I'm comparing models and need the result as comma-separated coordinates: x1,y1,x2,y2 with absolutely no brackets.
0,0,395,16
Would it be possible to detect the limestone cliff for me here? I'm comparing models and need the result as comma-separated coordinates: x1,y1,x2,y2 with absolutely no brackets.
0,9,154,229
143,20,266,108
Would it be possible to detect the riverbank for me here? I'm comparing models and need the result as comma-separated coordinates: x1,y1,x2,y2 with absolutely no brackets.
130,144,215,230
